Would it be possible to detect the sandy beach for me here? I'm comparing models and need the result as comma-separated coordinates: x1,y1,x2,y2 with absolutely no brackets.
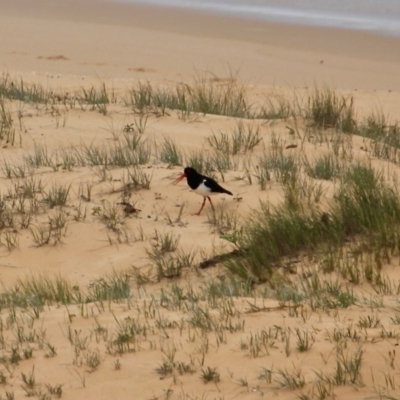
0,0,400,399
2,0,400,90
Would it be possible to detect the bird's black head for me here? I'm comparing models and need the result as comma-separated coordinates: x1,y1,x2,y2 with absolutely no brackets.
173,167,199,186
184,167,198,176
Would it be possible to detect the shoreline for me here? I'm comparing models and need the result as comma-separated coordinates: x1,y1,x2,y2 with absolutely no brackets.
3,0,400,60
129,2,400,64
1,0,400,91
116,0,400,40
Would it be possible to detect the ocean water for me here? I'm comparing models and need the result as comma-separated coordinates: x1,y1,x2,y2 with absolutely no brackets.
116,0,400,37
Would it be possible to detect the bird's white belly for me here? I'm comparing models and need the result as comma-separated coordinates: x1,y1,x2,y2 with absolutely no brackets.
193,181,215,197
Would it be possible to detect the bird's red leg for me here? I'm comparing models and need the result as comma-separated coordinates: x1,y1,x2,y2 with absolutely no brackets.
207,196,215,211
193,197,207,216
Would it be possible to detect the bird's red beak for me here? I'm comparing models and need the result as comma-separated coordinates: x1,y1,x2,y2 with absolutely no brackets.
173,173,186,185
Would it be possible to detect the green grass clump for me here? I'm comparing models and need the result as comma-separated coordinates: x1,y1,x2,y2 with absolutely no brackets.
201,366,220,383
0,74,51,104
258,96,293,119
86,271,131,302
0,99,16,145
226,205,337,282
335,163,400,237
256,139,298,189
356,112,400,163
24,144,56,169
306,87,356,132
43,183,71,208
0,271,134,309
159,137,182,165
75,136,151,168
359,112,389,138
226,163,400,283
126,76,251,118
208,121,262,155
0,275,81,308
77,83,116,115
305,153,342,180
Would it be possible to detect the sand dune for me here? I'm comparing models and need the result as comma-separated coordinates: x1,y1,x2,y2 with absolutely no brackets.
0,1,400,399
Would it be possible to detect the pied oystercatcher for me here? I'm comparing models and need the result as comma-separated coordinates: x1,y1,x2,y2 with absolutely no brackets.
173,167,233,215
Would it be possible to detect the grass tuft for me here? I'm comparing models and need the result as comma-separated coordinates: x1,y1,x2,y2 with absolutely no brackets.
126,74,252,118
306,87,356,132
226,162,400,285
